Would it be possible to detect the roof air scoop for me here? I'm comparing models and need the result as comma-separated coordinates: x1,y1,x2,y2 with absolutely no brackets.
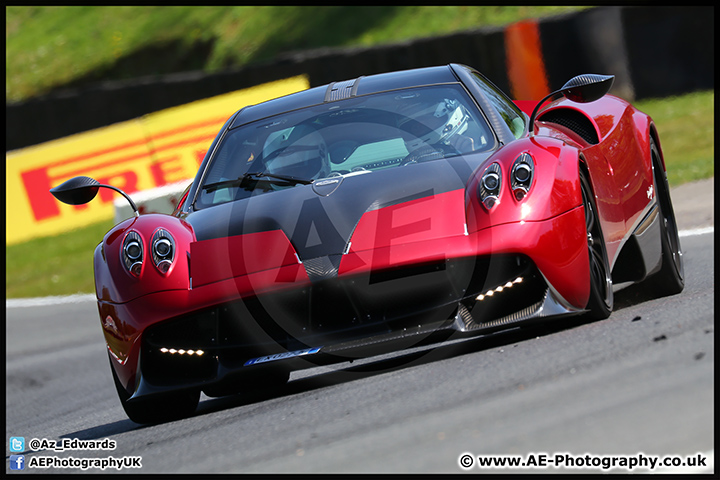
324,76,363,102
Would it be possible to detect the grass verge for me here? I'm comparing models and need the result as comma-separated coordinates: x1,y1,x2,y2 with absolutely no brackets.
635,91,714,186
6,219,115,298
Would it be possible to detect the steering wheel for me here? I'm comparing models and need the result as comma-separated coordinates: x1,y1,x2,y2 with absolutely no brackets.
400,144,454,166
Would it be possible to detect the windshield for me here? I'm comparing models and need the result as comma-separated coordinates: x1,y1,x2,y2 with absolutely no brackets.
195,84,495,208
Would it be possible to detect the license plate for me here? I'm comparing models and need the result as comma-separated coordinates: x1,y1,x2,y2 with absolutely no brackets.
244,346,322,366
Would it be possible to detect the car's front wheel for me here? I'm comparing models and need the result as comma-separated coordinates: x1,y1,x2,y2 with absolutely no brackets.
110,355,199,424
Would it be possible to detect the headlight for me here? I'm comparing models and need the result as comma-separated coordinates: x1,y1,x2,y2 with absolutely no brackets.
122,231,143,277
478,162,502,209
510,153,534,201
151,228,175,274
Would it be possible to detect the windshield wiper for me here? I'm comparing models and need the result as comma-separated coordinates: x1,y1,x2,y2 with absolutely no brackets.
202,171,313,193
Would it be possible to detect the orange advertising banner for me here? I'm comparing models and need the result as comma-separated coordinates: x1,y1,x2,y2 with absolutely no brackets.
6,76,309,245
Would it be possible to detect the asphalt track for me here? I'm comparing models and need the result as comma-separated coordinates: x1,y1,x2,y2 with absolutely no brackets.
5,179,714,473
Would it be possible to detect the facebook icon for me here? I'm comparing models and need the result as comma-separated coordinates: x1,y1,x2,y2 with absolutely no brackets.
10,455,25,470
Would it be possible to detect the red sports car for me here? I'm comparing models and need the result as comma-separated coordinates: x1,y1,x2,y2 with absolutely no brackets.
51,64,684,423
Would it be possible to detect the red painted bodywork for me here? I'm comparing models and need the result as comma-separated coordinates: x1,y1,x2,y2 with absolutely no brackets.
530,95,656,267
190,230,306,289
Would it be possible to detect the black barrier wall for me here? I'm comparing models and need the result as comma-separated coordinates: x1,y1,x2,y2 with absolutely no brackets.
6,6,713,152
622,7,714,99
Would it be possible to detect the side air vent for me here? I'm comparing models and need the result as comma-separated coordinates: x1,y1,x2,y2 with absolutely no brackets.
538,108,599,145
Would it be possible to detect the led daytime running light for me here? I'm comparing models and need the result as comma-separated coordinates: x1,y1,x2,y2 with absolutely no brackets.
159,347,205,356
476,276,523,301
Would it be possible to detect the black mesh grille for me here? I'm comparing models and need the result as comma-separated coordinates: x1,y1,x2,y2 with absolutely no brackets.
539,108,599,144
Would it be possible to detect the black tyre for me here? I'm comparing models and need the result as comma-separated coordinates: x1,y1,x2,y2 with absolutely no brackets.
110,356,199,424
580,171,613,320
642,139,684,296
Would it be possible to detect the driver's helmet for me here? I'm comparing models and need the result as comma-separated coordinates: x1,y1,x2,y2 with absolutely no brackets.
404,98,470,151
265,127,329,180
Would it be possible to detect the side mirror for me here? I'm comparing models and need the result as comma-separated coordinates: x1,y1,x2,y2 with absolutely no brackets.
50,176,139,215
559,74,615,103
529,74,614,134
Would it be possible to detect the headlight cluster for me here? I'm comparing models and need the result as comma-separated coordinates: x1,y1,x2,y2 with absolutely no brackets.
478,153,535,209
122,231,144,276
121,229,176,277
510,153,534,201
151,229,175,274
478,163,502,209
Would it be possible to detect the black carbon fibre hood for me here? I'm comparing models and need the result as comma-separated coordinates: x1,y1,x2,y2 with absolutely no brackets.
185,155,487,264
